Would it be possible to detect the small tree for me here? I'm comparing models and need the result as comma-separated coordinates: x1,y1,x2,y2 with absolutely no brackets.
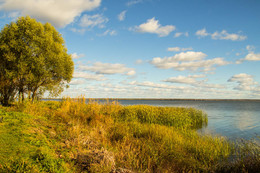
0,16,74,106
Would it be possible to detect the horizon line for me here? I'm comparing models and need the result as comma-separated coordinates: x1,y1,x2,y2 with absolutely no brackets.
43,98,260,101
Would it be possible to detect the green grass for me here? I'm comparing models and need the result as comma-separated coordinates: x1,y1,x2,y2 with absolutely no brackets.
0,109,69,172
0,98,259,172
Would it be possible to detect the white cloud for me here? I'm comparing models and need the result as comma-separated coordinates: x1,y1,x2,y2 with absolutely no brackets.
98,29,117,36
244,53,260,61
135,59,143,64
150,51,229,72
211,30,247,41
73,71,106,81
118,10,127,21
79,62,136,76
196,28,209,37
246,45,255,53
69,79,86,85
70,28,86,34
196,28,247,41
71,53,85,59
236,53,260,64
126,70,136,76
228,73,255,84
228,73,258,91
80,14,108,28
125,78,225,96
152,51,207,64
0,0,101,27
128,80,185,90
167,47,180,52
174,32,189,38
133,17,175,37
167,47,193,52
126,0,143,6
174,32,182,38
163,75,224,89
163,75,205,85
63,77,259,99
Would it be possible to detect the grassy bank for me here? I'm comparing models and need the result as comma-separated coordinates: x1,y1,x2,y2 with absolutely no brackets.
0,98,259,172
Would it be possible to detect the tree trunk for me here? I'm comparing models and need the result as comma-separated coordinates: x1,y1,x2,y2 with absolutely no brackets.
32,90,36,103
31,87,39,103
2,94,10,106
22,91,24,102
1,84,16,106
19,87,25,102
28,90,31,100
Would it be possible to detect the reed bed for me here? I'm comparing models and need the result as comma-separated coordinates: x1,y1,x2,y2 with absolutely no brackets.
113,105,208,129
0,97,259,172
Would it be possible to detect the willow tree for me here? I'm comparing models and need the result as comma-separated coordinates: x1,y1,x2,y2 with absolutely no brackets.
0,16,74,105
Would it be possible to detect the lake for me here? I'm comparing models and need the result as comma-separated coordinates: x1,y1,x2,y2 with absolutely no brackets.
104,99,260,140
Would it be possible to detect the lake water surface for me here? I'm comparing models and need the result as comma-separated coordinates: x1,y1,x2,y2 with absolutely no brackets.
110,99,260,140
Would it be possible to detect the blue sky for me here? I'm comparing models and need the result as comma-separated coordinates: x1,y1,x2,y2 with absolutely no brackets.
1,0,260,99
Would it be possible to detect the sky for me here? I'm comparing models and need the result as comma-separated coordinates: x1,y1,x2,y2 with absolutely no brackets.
0,0,260,99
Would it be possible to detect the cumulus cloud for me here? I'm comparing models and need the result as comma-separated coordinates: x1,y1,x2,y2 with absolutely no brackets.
73,71,106,81
244,53,260,61
0,0,101,27
196,28,247,41
80,14,108,28
236,53,260,64
71,53,85,59
118,10,127,21
79,62,136,76
150,51,229,72
228,73,258,91
132,17,175,37
167,47,193,52
155,51,207,62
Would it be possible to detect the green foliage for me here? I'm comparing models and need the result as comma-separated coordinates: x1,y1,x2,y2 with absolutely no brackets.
0,16,74,105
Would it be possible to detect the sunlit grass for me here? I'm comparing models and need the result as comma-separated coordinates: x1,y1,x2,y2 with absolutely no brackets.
0,108,69,172
0,97,259,172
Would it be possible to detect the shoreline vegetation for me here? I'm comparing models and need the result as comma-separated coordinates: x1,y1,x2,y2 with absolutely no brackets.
0,98,259,172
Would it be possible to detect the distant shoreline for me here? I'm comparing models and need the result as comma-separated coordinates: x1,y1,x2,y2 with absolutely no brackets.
42,98,260,102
